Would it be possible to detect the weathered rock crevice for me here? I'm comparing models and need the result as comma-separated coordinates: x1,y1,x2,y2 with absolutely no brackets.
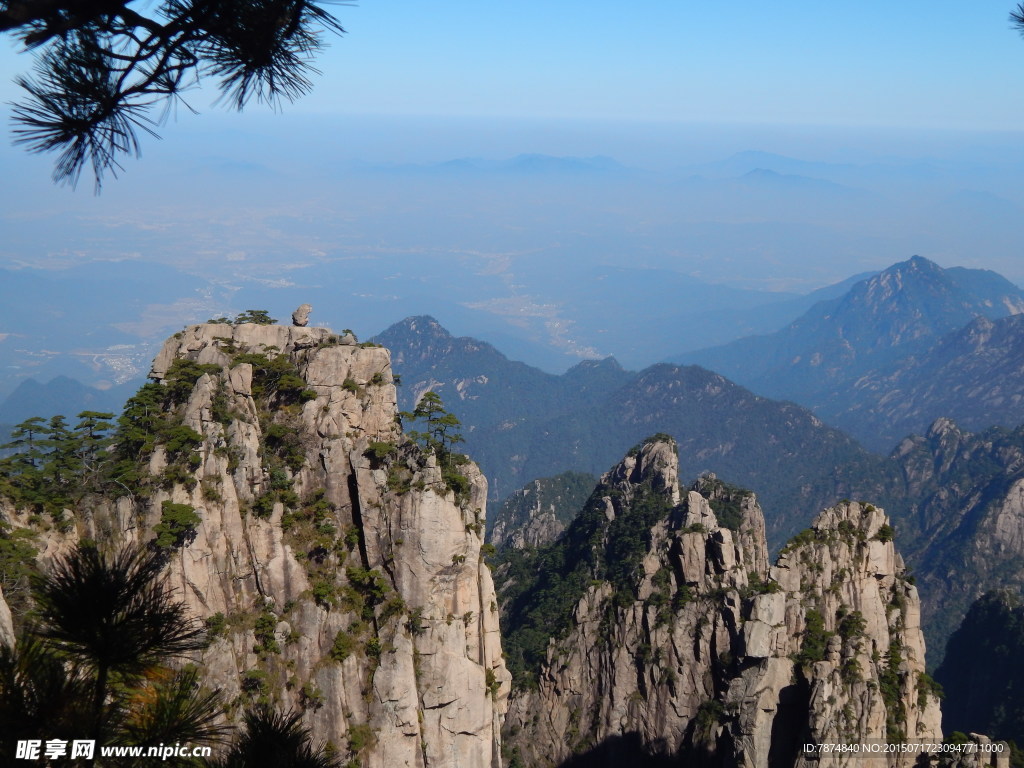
502,439,944,768
2,321,509,767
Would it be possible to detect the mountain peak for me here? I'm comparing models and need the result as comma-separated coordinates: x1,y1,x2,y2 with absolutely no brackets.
863,254,944,290
904,254,940,269
851,255,1024,326
604,435,681,507
565,356,623,373
926,416,962,440
683,255,1024,407
389,315,453,340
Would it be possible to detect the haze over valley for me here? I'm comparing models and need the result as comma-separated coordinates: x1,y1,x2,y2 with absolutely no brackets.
6,1,1024,763
5,116,1024,404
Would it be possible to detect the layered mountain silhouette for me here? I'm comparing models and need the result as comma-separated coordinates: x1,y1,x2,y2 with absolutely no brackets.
678,255,1024,451
376,315,898,547
377,303,1024,665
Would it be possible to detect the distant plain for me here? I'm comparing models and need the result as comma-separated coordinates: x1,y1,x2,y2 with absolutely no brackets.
3,115,1024,403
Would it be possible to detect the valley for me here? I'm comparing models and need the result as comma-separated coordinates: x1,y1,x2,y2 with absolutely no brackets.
2,294,1023,764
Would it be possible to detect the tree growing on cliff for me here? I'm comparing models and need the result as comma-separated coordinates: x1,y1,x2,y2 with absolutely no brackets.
0,411,115,516
233,310,278,326
1,0,344,188
402,391,465,460
400,391,471,498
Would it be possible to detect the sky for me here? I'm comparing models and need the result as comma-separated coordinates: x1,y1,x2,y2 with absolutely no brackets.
4,1,1024,387
299,1,1024,129
2,2,1024,129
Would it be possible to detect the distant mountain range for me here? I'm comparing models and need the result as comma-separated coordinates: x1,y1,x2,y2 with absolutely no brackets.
679,255,1024,451
0,376,138,427
374,299,1024,665
821,313,1024,448
375,315,899,547
354,153,629,176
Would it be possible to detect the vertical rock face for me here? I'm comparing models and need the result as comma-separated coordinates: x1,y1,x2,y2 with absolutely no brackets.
728,501,942,768
890,418,1024,663
502,438,941,767
0,585,14,648
487,472,595,551
53,323,507,767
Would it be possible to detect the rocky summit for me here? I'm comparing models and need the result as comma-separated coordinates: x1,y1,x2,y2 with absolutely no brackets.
0,320,1012,767
499,437,945,767
1,320,509,767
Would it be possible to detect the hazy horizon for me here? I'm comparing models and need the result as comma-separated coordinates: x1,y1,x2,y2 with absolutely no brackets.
4,4,1024,395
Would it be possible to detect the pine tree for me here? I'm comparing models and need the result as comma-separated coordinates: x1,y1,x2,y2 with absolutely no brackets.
0,544,226,763
2,0,345,188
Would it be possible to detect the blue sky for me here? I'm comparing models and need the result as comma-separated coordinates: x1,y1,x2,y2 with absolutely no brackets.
3,1,1024,295
282,1,1024,128
2,1,1024,128
4,2,1024,383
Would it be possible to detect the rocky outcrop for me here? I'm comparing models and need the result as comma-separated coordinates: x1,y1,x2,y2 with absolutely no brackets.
502,438,941,767
942,735,1013,768
725,500,942,768
503,442,767,766
8,322,509,767
292,304,313,327
889,418,1024,664
487,472,595,550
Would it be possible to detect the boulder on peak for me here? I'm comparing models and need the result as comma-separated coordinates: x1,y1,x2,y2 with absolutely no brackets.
291,303,312,326
149,322,353,379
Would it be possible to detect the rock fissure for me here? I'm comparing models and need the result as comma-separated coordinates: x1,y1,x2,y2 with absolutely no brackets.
0,321,509,768
502,440,945,767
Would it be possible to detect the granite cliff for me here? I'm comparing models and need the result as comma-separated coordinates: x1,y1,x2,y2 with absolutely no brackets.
1,321,509,767
501,438,944,767
0,321,1010,767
